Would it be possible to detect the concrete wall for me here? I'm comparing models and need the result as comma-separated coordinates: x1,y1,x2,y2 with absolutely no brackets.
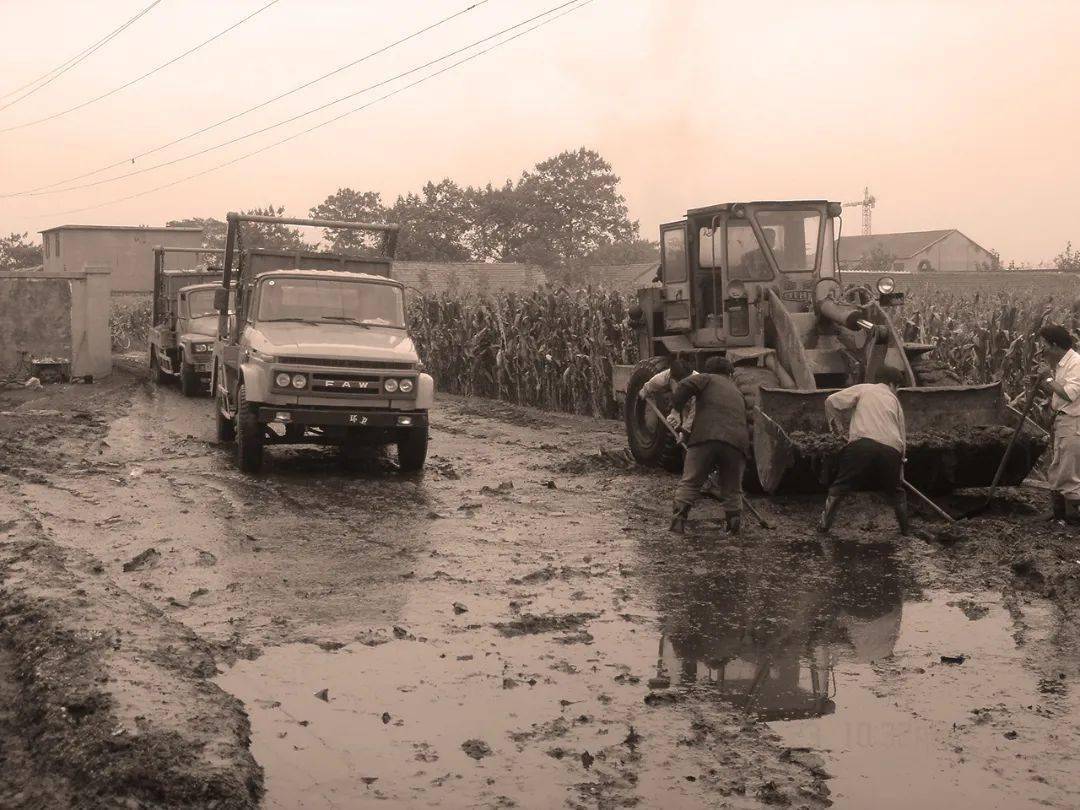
844,270,1080,300
42,228,202,293
892,232,997,273
0,267,111,379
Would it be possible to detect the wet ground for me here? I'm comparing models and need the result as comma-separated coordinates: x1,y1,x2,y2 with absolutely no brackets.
1,363,1078,808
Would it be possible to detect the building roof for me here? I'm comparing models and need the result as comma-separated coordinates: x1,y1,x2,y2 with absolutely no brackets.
40,224,202,234
578,262,660,293
837,229,960,262
393,261,548,294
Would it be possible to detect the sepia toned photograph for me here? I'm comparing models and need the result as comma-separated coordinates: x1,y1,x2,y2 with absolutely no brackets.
1,1,1078,807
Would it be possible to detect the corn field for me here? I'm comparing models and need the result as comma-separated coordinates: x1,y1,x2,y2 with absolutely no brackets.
407,287,639,418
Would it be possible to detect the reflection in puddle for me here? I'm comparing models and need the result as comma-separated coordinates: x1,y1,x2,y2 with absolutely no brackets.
654,541,1077,809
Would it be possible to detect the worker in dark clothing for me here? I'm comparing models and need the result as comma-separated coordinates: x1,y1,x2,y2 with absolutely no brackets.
818,366,910,536
668,357,750,535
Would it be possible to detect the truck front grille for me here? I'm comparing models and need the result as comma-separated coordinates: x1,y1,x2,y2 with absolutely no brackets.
310,373,382,394
278,356,414,371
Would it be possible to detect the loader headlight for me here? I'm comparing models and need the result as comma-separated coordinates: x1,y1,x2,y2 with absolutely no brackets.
877,276,895,295
384,378,399,393
275,372,291,388
398,378,414,393
291,373,307,389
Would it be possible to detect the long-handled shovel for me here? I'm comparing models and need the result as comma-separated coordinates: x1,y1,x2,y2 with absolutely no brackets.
645,398,772,529
962,377,1043,519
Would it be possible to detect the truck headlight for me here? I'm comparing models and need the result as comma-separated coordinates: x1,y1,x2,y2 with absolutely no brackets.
877,276,895,295
291,374,307,389
398,378,414,393
275,372,291,387
384,378,399,393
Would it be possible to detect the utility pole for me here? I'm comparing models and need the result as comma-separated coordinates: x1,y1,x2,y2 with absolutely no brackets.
842,187,876,236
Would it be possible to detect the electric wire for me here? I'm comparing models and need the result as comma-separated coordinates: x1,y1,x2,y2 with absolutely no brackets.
0,0,281,133
35,0,594,218
2,0,490,198
0,0,166,109
17,0,577,198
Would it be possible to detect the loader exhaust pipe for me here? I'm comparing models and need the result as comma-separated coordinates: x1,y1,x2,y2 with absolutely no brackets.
816,297,865,332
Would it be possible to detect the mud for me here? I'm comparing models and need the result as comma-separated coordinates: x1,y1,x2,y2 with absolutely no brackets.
0,365,1078,808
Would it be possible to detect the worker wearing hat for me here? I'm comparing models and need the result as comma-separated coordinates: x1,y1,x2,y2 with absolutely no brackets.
1037,324,1080,523
667,356,750,535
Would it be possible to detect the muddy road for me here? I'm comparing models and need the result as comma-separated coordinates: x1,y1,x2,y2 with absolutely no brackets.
1,364,1078,809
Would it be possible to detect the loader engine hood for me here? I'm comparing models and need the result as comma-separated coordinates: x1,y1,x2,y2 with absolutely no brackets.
245,322,420,365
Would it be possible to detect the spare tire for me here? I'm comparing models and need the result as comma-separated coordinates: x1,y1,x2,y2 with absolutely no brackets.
624,356,683,472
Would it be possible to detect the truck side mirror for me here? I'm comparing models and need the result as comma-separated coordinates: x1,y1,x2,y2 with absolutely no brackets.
213,288,229,312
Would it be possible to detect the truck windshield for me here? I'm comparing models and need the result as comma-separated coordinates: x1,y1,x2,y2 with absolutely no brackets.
256,277,405,328
186,289,218,319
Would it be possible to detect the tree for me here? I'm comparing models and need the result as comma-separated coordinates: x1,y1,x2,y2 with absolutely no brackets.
579,238,659,266
166,217,227,249
237,204,309,252
461,181,529,263
513,148,638,266
853,243,896,274
0,232,42,270
390,180,472,261
309,188,387,252
977,249,1003,272
1055,242,1080,273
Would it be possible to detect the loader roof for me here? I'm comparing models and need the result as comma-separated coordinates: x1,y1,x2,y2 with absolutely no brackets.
686,200,836,218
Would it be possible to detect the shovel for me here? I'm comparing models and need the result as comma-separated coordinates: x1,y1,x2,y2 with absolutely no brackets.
645,398,772,529
962,377,1043,519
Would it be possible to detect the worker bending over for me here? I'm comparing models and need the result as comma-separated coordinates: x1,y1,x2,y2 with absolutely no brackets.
1037,324,1080,523
819,366,910,536
639,357,694,435
668,357,750,535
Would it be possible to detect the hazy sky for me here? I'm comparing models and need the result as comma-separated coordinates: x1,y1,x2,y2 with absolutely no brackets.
1,0,1078,264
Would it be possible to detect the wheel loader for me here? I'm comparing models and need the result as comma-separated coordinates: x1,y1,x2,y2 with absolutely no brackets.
613,200,1047,493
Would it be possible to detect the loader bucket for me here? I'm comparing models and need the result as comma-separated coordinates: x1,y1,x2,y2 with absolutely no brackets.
754,382,1048,494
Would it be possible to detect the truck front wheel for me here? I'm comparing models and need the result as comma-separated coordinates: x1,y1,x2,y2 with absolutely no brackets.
397,425,428,472
150,348,168,385
180,353,199,397
235,384,264,473
215,380,235,442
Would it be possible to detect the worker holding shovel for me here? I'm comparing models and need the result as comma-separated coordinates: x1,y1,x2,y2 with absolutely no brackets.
818,366,910,536
667,357,750,536
1037,324,1080,524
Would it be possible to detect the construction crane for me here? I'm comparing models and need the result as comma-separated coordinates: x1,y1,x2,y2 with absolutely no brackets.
843,187,876,235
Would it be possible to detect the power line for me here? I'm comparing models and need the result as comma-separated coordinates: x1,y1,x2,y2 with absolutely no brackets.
17,0,577,198
35,0,595,219
0,0,280,133
0,0,166,110
3,0,490,198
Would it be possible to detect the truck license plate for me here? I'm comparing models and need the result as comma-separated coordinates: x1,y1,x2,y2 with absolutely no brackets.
348,414,369,425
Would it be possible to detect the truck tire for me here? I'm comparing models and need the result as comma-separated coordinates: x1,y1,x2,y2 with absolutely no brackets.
180,354,199,397
235,384,264,473
215,382,235,442
909,355,961,387
397,425,429,472
149,348,168,385
624,356,682,472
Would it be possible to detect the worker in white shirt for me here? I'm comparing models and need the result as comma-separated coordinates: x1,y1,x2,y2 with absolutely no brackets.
1037,324,1080,523
818,366,909,535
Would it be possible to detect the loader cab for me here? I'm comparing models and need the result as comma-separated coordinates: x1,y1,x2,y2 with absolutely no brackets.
657,201,840,349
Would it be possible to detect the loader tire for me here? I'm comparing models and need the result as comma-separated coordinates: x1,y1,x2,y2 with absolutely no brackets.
235,384,264,473
909,356,961,387
624,356,682,472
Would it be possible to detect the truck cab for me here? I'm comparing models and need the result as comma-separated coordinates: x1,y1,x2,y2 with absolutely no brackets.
211,213,433,474
149,246,227,396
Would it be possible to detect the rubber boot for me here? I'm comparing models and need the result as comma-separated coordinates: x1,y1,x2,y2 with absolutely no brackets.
725,511,741,535
1047,492,1067,522
893,491,911,536
669,503,690,535
817,495,842,534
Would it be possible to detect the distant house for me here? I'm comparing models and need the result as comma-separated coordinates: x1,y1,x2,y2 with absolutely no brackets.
392,261,548,295
578,262,660,293
40,224,204,292
838,230,996,273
